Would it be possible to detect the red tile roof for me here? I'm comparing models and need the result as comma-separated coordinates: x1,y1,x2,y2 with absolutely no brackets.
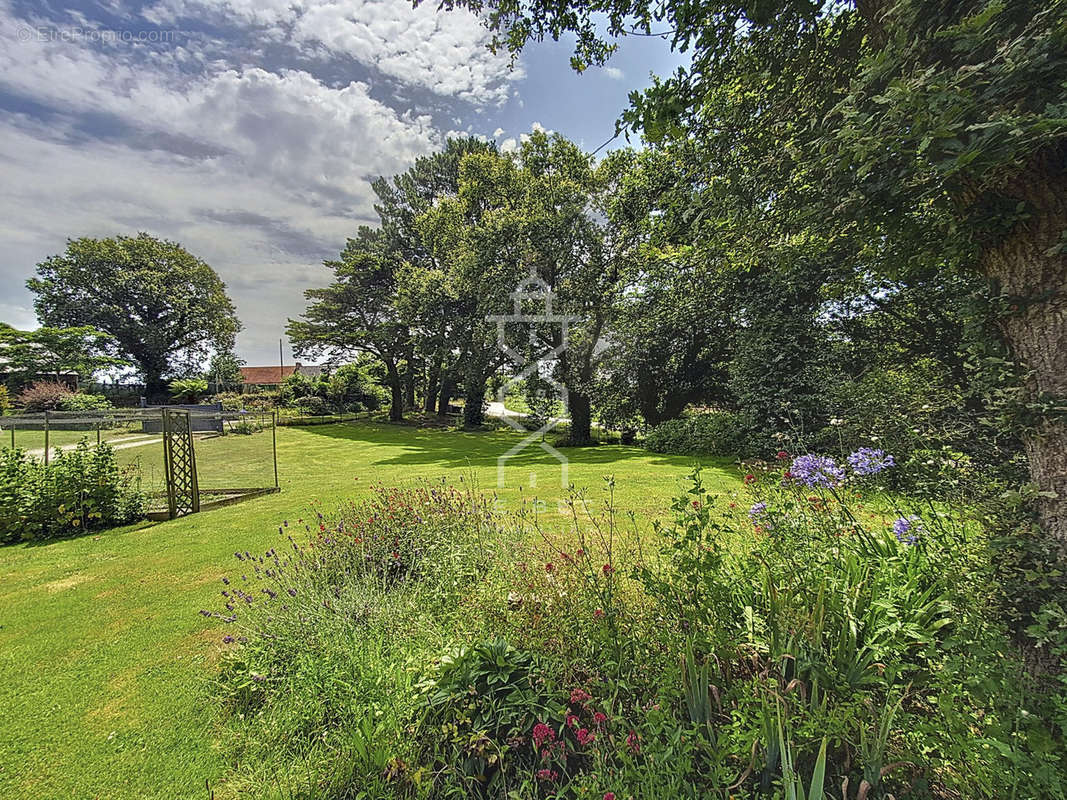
240,365,297,385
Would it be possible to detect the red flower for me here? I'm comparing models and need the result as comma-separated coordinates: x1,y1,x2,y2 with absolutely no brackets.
566,714,579,728
544,562,554,573
602,563,613,575
593,608,604,619
604,794,616,800
570,688,592,705
691,499,700,508
744,473,756,484
532,722,555,748
593,711,607,726
536,768,559,782
575,548,585,557
776,450,789,460
577,727,595,746
627,730,640,754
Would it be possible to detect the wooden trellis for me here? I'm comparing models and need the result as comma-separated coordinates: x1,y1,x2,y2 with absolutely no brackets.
162,409,200,519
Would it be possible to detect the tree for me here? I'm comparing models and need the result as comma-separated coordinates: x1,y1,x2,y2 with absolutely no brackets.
436,0,1067,543
287,227,409,421
0,324,126,387
28,234,240,400
208,351,245,392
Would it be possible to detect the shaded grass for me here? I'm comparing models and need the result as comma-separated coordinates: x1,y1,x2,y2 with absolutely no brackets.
0,421,741,799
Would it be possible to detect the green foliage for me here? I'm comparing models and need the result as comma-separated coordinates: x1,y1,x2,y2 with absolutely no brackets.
0,385,9,415
417,639,559,794
28,233,241,396
0,324,127,389
644,411,746,457
0,441,144,543
168,377,208,403
17,380,73,411
58,393,112,412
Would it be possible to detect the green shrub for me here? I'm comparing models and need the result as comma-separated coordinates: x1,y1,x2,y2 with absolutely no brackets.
0,385,9,414
169,377,208,403
644,410,746,456
242,391,283,413
58,392,112,412
0,441,144,543
296,394,330,415
211,391,244,411
17,380,73,411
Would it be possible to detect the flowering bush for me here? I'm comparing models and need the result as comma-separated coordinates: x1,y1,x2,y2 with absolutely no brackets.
16,380,73,411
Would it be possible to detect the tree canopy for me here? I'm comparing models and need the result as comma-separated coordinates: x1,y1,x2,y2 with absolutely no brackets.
28,233,241,399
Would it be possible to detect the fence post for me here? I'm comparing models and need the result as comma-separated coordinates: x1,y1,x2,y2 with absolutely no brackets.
44,411,50,465
271,411,279,489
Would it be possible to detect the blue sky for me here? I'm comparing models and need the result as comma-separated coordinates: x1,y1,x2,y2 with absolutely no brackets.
0,0,686,365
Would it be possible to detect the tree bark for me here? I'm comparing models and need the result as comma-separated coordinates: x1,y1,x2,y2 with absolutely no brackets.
568,391,594,445
424,357,441,413
385,361,403,422
462,377,486,428
437,378,453,417
974,146,1067,547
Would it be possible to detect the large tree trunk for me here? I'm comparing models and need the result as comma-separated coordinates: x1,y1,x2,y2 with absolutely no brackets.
385,361,403,422
975,147,1067,546
568,391,594,446
424,357,441,413
462,376,486,428
143,368,168,405
437,378,453,417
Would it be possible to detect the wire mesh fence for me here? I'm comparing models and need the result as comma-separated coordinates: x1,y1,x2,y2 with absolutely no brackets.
0,407,279,518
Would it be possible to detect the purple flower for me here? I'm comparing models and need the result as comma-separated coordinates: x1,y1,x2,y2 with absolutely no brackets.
748,502,768,519
848,448,895,476
892,516,920,545
222,635,234,644
789,455,845,488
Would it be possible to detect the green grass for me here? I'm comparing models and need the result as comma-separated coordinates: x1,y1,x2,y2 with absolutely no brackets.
0,421,741,799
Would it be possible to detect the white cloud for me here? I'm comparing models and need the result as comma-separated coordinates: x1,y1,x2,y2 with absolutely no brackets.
603,66,624,80
499,137,518,154
146,0,523,106
493,127,505,137
0,6,445,363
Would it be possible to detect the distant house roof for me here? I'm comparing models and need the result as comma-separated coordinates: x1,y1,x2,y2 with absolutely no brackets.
240,365,297,385
239,363,324,385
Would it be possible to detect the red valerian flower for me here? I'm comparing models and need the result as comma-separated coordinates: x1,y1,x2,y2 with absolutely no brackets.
627,730,641,754
593,711,607,726
776,450,789,460
593,608,604,619
570,688,592,705
532,722,555,748
544,562,554,573
566,714,579,728
535,769,559,782
604,794,616,800
744,473,756,484
602,563,613,575
577,727,595,746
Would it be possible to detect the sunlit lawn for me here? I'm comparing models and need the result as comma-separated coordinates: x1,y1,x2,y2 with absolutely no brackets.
0,420,741,799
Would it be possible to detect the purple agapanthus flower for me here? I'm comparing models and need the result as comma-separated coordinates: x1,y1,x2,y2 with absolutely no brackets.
748,502,768,519
848,448,895,476
892,516,920,545
789,454,845,488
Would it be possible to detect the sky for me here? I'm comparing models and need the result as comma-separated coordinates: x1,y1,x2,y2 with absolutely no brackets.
0,0,687,366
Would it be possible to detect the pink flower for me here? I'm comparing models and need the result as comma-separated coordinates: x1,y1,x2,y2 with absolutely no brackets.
577,728,595,746
593,608,604,619
593,711,607,726
604,794,616,800
536,769,559,782
532,722,555,748
544,562,554,573
570,688,592,705
602,563,613,575
627,730,640,754
566,714,579,728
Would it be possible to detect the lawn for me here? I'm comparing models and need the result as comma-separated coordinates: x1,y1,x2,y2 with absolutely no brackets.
0,421,740,799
